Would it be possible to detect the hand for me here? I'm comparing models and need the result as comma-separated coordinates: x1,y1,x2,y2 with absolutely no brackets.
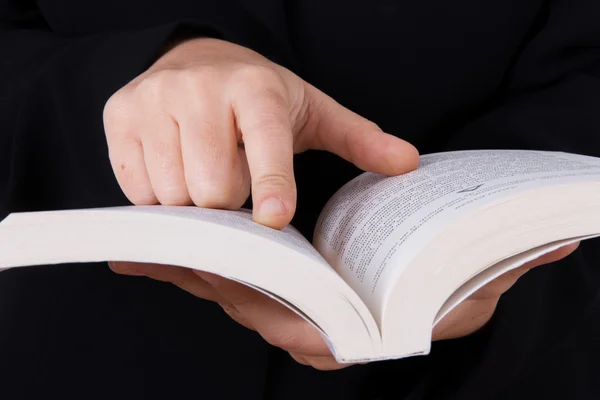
109,243,579,371
108,261,345,370
432,242,580,341
103,37,419,229
103,37,417,370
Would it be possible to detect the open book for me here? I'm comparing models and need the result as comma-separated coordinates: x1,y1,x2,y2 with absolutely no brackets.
1,150,600,363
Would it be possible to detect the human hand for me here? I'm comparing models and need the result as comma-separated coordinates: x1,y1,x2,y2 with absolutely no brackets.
103,37,419,229
109,243,579,370
431,242,580,341
103,37,417,370
108,261,348,370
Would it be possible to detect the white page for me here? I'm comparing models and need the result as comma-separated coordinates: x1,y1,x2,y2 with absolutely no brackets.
113,206,331,266
0,206,330,272
433,234,600,326
314,150,600,314
0,205,329,271
0,206,382,361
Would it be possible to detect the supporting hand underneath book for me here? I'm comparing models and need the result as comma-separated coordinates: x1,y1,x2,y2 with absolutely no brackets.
108,243,578,370
102,38,580,370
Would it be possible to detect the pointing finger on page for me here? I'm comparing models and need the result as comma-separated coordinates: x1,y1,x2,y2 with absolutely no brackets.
230,68,296,230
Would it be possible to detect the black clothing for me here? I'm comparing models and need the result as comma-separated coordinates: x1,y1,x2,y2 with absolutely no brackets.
1,0,599,399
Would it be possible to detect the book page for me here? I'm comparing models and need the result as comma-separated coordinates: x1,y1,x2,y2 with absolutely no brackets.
111,206,330,266
314,150,600,314
433,234,600,326
0,206,329,271
0,205,382,361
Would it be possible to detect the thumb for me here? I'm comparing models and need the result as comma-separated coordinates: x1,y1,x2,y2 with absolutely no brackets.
303,84,419,175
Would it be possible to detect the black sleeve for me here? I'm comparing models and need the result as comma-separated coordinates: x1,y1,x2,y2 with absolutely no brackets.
0,0,282,218
444,0,600,156
412,2,600,399
0,4,296,398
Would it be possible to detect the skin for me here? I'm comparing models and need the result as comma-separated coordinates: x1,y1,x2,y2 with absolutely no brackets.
103,38,580,370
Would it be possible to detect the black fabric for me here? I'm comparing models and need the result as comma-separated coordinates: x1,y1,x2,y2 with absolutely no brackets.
1,0,599,398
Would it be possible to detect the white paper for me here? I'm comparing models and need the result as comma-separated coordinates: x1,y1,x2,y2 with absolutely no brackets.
315,150,600,309
433,234,600,325
110,206,330,266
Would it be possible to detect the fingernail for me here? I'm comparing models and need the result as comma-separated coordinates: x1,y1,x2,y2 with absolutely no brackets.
258,197,287,217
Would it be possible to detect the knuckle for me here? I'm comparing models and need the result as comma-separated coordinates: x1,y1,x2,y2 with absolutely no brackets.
109,262,140,276
362,120,382,132
179,65,219,92
220,303,238,318
189,187,227,208
209,277,233,295
307,357,341,371
187,165,249,209
147,165,189,205
219,304,255,329
232,65,282,87
345,115,381,134
135,69,175,103
289,353,310,366
177,70,207,102
231,67,289,107
255,171,295,190
125,188,157,205
109,146,159,206
108,262,128,274
256,86,290,112
217,283,256,308
155,187,191,206
220,303,243,321
188,180,246,209
152,140,180,166
246,111,290,137
261,328,305,352
108,139,141,165
103,91,133,137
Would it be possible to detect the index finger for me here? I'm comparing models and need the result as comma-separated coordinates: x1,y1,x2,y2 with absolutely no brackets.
229,69,296,229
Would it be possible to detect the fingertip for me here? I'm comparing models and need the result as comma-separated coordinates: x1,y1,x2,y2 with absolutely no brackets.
126,191,159,206
362,132,420,176
253,196,295,230
550,241,580,260
192,270,223,286
566,241,581,252
520,241,581,271
108,261,145,276
388,137,420,174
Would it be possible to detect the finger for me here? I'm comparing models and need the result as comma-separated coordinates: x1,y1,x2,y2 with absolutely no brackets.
432,297,498,341
288,352,350,371
304,83,419,176
289,352,309,366
141,112,192,205
176,90,250,209
109,262,226,303
219,303,256,330
230,69,296,229
522,242,580,270
471,242,580,300
104,97,158,205
433,243,581,341
196,271,331,356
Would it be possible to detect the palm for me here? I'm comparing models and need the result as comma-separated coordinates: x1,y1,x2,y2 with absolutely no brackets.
109,243,579,370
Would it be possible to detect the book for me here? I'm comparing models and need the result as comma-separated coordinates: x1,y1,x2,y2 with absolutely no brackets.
1,149,599,363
